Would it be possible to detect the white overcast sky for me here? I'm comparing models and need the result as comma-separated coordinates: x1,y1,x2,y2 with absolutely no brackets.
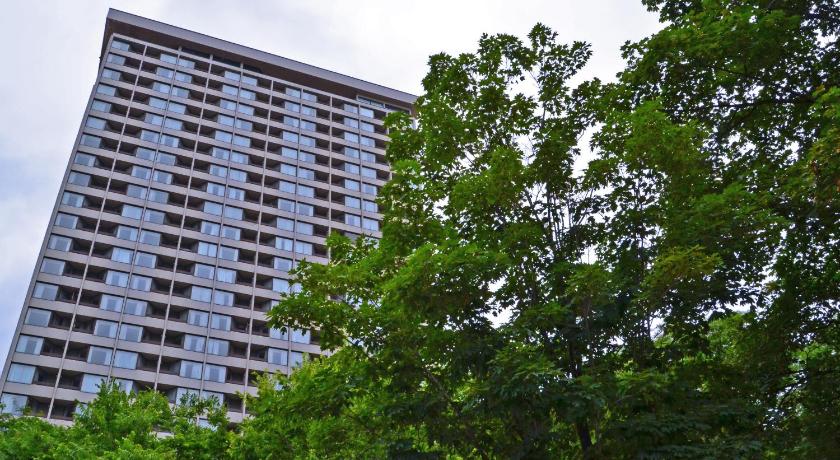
0,1,662,364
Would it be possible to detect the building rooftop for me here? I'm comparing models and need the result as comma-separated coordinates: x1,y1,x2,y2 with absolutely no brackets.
103,9,418,110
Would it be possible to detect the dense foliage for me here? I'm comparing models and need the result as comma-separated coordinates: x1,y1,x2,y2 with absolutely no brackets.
2,0,837,458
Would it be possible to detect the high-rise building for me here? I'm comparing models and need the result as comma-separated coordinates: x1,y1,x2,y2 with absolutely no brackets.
0,9,415,423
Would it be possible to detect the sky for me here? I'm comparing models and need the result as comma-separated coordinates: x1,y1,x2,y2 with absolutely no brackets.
0,0,662,364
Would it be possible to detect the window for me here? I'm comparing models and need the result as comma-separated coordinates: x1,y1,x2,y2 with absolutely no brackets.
116,225,137,241
32,282,58,300
279,180,296,195
275,237,293,252
91,100,112,113
16,335,43,355
168,101,187,114
131,165,151,180
239,89,256,100
224,206,243,220
119,324,143,342
297,184,315,198
94,320,118,338
297,203,314,217
292,329,311,344
345,196,361,208
25,309,50,327
219,98,236,111
79,135,102,149
211,147,230,161
269,327,288,340
345,213,361,227
344,103,358,114
283,116,299,128
144,113,164,126
114,350,138,369
299,151,316,163
278,199,295,213
171,86,190,98
176,57,195,69
361,136,375,147
218,114,235,126
214,130,233,143
203,201,223,216
273,258,294,273
204,364,226,383
152,82,171,94
345,179,360,191
235,119,252,131
344,163,360,175
126,184,147,199
229,169,247,182
213,290,234,307
156,66,174,78
210,314,231,331
345,146,360,159
187,310,209,327
163,117,183,130
300,135,316,147
134,252,157,268
272,278,289,293
160,134,180,148
267,348,287,365
221,85,238,96
296,221,313,235
111,40,130,51
194,264,214,279
143,209,165,225
40,258,65,275
282,131,298,143
221,226,241,240
223,70,240,81
106,53,126,65
207,339,229,356
124,299,147,316
344,118,359,129
361,121,375,133
231,151,249,164
81,374,109,393
190,286,213,303
180,361,203,380
209,164,228,178
280,164,297,177
241,74,258,86
48,235,72,252
290,352,305,368
55,213,78,229
362,183,378,196
105,270,129,287
295,241,313,255
363,218,380,232
86,117,107,130
130,275,152,291
359,107,375,118
216,267,236,283
149,97,167,110
135,147,156,161
363,200,378,213
200,221,220,236
140,230,161,246
1,394,28,415
301,105,316,117
100,294,123,312
96,84,117,96
175,72,192,84
184,335,205,352
277,217,294,231
197,242,218,257
362,151,377,163
111,247,133,264
344,132,359,143
147,189,169,204
218,246,238,261
87,346,112,365
362,167,377,179
298,168,315,180
61,192,85,208
7,364,35,384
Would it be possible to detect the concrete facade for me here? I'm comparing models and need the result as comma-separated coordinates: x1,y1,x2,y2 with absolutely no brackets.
0,9,415,423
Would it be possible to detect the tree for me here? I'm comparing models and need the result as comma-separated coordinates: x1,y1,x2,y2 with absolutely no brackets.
261,0,839,458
